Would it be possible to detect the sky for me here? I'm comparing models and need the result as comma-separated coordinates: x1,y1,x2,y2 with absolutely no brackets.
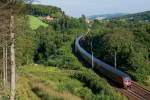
34,0,150,17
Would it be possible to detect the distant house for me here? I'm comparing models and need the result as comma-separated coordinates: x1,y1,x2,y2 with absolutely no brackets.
40,16,54,21
45,16,54,21
85,18,91,24
96,16,106,20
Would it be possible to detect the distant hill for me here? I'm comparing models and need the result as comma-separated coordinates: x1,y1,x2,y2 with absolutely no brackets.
88,13,127,20
113,11,150,22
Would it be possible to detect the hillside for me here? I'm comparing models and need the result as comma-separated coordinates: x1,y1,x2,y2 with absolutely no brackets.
16,65,82,100
14,4,127,100
28,15,48,30
113,11,150,22
82,17,150,88
16,64,127,100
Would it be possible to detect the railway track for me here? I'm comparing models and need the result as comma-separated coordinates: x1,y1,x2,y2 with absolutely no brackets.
76,53,150,100
110,76,150,100
126,81,150,100
110,80,150,100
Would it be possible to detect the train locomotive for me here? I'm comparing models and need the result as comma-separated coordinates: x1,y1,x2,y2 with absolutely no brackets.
75,35,132,89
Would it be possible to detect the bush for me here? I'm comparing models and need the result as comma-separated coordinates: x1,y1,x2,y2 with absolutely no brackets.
72,68,127,100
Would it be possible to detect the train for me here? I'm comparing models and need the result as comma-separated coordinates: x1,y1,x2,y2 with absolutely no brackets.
75,35,132,89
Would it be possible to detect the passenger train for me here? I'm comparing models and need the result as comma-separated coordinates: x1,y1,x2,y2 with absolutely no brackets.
75,35,132,89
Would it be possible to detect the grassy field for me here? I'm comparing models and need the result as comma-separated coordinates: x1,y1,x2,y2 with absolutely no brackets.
16,64,127,100
16,65,87,100
28,15,48,30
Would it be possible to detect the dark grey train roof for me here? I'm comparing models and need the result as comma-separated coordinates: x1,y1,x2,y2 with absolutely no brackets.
76,35,131,78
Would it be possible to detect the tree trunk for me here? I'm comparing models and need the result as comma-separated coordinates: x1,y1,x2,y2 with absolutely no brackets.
3,43,6,87
10,15,15,100
5,41,8,86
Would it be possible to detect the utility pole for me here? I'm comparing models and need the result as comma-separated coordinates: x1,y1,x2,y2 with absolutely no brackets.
114,51,117,69
91,41,94,69
75,33,77,53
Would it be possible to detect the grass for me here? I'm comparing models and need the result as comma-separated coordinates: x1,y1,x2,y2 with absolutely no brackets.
16,76,40,100
28,15,48,30
16,64,87,100
144,76,150,89
17,64,127,100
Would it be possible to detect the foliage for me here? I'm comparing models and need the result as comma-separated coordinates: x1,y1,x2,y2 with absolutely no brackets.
72,69,127,100
16,64,127,100
27,4,63,18
84,20,150,83
16,16,37,66
16,65,82,100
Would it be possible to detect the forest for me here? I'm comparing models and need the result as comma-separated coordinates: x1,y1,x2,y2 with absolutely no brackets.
83,19,150,84
113,10,150,22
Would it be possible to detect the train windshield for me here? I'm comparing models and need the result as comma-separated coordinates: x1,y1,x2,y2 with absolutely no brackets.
124,77,131,81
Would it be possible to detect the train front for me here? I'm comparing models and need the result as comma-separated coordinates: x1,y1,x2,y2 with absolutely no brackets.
123,77,132,89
